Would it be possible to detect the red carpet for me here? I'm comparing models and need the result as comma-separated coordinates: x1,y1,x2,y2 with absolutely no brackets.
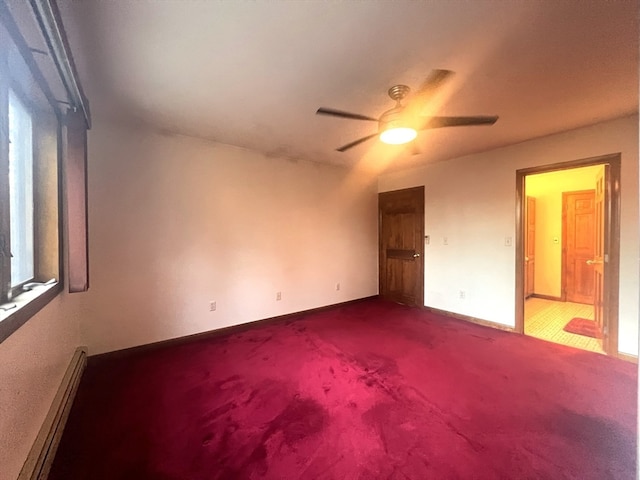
49,299,636,479
564,317,603,338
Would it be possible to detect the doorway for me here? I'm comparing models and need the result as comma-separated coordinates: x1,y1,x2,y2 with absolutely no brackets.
515,154,621,355
378,186,425,307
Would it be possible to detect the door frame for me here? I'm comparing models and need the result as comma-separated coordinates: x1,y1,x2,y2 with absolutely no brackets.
515,153,621,355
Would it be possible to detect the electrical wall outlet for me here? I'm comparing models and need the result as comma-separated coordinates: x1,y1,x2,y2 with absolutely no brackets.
209,301,216,312
505,236,512,246
336,282,340,291
443,237,448,245
276,291,282,301
459,290,466,299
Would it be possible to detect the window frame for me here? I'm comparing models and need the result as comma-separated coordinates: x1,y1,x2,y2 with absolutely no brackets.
0,2,65,344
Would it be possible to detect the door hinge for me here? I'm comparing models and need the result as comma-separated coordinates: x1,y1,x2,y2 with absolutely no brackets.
604,253,609,263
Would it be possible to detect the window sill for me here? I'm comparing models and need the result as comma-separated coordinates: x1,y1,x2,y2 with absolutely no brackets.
0,281,62,344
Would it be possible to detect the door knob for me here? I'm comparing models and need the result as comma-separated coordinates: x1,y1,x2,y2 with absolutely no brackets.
586,259,603,265
413,253,420,258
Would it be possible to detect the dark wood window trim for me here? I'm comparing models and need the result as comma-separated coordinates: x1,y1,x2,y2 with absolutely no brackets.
65,110,89,292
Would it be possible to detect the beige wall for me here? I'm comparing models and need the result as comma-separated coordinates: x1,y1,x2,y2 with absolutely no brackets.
0,114,84,479
78,120,379,355
379,114,639,355
0,118,379,478
526,165,603,298
0,290,82,480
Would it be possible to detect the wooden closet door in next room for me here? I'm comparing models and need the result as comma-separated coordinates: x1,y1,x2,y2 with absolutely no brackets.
562,190,595,305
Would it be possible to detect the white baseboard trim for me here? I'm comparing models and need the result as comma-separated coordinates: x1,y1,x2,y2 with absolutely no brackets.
18,346,87,480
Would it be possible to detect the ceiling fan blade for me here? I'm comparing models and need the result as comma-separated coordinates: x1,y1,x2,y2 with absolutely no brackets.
420,115,499,129
415,69,455,98
403,69,454,118
316,108,378,122
336,133,379,152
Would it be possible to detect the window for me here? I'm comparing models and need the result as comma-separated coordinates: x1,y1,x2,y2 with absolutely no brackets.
8,89,35,291
0,0,90,343
0,36,61,301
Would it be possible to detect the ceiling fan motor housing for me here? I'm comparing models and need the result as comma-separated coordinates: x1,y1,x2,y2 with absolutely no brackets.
388,84,411,102
379,106,416,133
379,85,414,133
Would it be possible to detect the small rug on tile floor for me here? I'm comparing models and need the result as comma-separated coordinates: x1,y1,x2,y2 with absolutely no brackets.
563,317,602,338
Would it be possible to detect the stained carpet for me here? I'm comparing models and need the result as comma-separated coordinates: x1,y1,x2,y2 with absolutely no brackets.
49,298,637,479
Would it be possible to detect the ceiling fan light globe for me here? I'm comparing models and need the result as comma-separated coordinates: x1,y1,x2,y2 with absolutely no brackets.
380,127,417,145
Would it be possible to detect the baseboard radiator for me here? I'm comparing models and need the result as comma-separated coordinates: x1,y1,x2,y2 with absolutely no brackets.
18,346,87,480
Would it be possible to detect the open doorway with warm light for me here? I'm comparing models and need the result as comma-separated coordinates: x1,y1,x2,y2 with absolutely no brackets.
515,154,621,356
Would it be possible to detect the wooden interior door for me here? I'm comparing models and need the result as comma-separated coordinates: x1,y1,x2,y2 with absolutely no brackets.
379,186,424,307
593,170,605,336
524,196,536,298
562,190,595,304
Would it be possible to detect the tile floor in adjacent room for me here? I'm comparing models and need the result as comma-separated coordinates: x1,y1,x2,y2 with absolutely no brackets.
525,297,604,354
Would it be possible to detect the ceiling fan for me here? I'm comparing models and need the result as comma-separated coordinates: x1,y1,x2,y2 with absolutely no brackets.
316,69,498,152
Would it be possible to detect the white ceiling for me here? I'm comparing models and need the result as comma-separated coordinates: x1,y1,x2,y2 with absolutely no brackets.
58,1,639,172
